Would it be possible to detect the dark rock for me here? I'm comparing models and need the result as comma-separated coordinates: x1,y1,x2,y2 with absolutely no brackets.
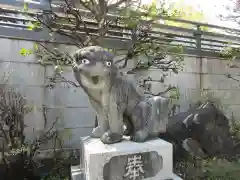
159,102,236,162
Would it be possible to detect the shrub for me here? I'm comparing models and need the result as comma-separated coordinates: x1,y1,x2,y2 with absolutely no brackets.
0,80,71,180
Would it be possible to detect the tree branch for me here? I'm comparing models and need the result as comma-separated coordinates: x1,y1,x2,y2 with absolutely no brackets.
225,73,240,82
35,12,84,47
46,74,80,88
78,0,98,17
144,86,177,96
108,0,129,10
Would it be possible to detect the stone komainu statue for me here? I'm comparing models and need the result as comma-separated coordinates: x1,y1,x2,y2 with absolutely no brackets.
72,46,170,144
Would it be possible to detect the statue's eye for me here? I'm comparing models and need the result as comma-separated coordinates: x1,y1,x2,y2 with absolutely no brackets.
105,61,111,67
81,59,90,64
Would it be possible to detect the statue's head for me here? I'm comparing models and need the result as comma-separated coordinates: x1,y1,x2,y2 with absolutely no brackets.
72,46,118,90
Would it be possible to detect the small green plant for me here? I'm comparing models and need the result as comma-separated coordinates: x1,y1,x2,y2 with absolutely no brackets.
20,47,33,56
175,156,240,180
23,2,29,12
202,158,240,180
230,115,240,140
219,46,240,60
0,78,73,180
27,21,42,31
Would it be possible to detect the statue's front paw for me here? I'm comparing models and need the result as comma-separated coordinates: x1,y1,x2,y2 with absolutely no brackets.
100,131,123,144
91,126,103,138
130,130,148,142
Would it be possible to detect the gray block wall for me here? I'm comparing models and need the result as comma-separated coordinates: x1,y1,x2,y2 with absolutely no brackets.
0,38,95,149
134,56,201,112
0,37,239,150
201,57,240,119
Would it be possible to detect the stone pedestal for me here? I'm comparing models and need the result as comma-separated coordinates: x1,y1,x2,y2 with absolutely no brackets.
73,137,183,180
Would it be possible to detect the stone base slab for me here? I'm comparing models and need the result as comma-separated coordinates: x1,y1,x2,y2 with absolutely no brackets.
80,137,179,180
70,166,183,180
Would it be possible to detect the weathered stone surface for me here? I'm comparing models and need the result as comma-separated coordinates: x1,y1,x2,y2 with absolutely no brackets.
71,165,84,180
72,46,170,144
81,137,175,180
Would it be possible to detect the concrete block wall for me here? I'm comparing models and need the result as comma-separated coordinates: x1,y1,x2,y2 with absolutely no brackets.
134,56,202,113
44,65,96,148
0,38,95,149
201,57,240,119
0,38,45,141
0,37,239,149
135,56,240,119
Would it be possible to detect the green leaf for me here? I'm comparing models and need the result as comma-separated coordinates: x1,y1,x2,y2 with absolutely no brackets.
27,23,34,31
20,48,27,56
27,22,41,31
23,2,29,12
33,43,39,51
163,0,206,29
19,48,32,56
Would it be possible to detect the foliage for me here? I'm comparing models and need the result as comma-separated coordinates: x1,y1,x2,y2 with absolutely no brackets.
18,2,240,180
218,0,240,65
27,21,42,31
174,156,240,180
23,1,30,12
0,79,35,151
40,154,70,180
20,47,33,56
230,116,240,140
218,45,240,92
19,0,213,98
218,1,240,63
0,78,72,180
164,0,207,30
202,158,240,179
220,0,240,25
219,46,240,60
19,0,191,96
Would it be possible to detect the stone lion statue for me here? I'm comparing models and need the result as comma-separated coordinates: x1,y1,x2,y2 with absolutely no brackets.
72,46,170,144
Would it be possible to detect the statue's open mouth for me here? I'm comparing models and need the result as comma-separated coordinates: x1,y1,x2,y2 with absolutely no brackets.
91,75,99,84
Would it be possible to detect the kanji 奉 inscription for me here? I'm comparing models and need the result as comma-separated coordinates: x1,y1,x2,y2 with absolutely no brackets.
124,154,145,180
103,151,163,180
